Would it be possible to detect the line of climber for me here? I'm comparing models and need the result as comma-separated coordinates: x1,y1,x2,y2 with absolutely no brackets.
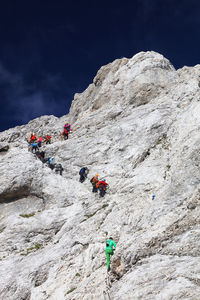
27,121,72,173
79,168,109,197
28,135,52,154
29,124,115,273
28,122,72,151
27,134,63,176
79,168,115,272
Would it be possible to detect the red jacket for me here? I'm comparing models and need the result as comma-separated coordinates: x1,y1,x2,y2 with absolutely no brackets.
37,137,43,142
64,128,69,134
30,134,36,142
96,181,108,189
64,124,71,132
45,135,51,141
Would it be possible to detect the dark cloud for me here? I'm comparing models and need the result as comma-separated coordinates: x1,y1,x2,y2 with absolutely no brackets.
0,61,74,131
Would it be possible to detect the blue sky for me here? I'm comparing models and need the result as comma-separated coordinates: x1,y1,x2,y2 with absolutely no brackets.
0,0,200,131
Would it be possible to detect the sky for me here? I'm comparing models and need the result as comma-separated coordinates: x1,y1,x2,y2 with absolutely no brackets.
0,0,200,132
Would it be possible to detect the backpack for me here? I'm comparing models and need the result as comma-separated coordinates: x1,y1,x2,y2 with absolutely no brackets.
79,168,85,175
49,157,53,164
90,177,98,187
106,240,110,247
64,124,70,132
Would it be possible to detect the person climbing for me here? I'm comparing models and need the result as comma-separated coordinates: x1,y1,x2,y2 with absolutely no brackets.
36,136,43,147
44,135,52,144
43,157,50,163
30,132,36,143
105,237,116,272
31,142,39,153
36,151,45,162
55,163,63,175
90,174,99,193
40,151,45,160
63,122,71,140
79,167,89,183
48,157,55,170
64,122,71,133
62,128,69,140
96,179,109,197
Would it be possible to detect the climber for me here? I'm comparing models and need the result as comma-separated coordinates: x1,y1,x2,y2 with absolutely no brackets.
43,157,50,163
44,135,52,144
36,136,43,147
105,237,116,272
40,151,45,160
64,122,71,133
55,163,63,175
62,128,69,140
48,157,55,170
30,132,36,143
36,151,45,162
31,142,39,153
63,122,71,140
79,167,89,183
90,174,99,193
96,179,109,197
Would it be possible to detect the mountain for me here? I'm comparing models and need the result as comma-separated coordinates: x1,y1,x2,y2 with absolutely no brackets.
0,51,200,300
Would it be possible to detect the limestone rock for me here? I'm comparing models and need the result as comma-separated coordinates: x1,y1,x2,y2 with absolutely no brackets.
70,51,177,123
0,51,200,300
0,142,9,152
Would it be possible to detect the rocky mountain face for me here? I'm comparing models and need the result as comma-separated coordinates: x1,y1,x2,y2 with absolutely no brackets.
0,51,200,300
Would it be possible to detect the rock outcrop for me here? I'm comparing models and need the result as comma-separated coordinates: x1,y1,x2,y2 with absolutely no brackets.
0,51,200,300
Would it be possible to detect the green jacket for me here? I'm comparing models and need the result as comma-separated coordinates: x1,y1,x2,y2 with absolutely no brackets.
105,239,116,251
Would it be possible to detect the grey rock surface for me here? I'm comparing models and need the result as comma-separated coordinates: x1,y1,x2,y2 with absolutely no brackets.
0,51,200,299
